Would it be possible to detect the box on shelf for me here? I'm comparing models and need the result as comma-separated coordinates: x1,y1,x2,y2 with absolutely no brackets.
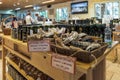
3,28,11,35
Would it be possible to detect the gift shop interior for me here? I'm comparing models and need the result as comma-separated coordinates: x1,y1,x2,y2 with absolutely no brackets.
0,0,120,80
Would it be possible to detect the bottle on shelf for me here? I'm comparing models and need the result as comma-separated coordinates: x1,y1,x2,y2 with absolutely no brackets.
104,24,112,47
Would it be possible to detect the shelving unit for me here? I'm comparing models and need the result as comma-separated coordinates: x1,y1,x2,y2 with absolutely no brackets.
107,31,120,62
6,73,13,80
2,35,119,80
6,57,34,80
0,33,3,59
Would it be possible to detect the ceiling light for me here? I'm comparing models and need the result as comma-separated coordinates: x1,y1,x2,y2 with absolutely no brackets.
0,2,2,4
26,0,28,2
42,0,55,4
25,5,33,8
17,2,20,5
15,8,21,10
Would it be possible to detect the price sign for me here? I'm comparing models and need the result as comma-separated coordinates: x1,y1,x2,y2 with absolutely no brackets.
28,40,50,52
51,53,76,74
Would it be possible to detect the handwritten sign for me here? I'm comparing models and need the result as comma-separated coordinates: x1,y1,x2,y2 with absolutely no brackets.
28,40,50,52
51,53,76,74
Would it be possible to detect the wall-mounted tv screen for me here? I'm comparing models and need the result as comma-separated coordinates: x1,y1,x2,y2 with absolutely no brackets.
71,1,88,14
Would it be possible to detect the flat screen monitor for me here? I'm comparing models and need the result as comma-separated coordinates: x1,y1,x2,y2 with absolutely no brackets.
71,1,88,14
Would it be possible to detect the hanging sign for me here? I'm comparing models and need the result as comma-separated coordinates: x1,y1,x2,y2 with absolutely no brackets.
51,53,76,74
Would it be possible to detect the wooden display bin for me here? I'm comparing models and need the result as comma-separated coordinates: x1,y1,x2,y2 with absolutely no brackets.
2,35,119,80
113,31,120,42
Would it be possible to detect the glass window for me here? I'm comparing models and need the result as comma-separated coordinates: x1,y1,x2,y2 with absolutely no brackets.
113,2,119,18
95,2,119,19
95,4,101,19
56,7,68,21
105,3,112,16
39,10,48,18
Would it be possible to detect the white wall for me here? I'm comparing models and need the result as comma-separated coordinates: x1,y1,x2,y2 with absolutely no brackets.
16,0,120,19
16,0,94,19
41,0,94,19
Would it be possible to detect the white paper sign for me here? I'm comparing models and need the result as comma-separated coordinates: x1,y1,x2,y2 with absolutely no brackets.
51,53,76,74
28,40,50,52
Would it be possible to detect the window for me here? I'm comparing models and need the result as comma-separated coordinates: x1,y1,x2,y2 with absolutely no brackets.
95,2,119,19
56,7,68,21
39,10,48,18
113,2,119,18
95,4,101,19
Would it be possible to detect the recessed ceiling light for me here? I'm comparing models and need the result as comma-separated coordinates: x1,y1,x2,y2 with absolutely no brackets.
26,0,28,2
25,5,33,8
0,2,3,4
17,2,20,5
42,0,55,4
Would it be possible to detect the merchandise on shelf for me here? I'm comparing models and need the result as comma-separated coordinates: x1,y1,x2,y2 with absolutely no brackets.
7,53,54,80
8,65,27,80
27,28,107,63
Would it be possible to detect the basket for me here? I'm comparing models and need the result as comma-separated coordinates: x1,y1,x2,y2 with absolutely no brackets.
3,28,11,35
50,43,108,63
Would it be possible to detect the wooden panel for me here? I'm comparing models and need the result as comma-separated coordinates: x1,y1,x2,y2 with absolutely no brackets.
113,32,120,41
116,45,120,62
31,52,84,80
93,59,106,80
4,38,14,50
2,38,7,80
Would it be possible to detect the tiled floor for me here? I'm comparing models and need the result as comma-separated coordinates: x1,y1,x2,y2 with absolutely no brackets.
106,61,120,80
0,60,120,80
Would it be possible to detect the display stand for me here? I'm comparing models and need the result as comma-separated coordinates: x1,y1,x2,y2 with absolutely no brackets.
2,35,118,80
108,31,120,62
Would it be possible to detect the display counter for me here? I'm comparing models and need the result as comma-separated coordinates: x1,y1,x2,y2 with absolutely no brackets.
106,31,120,62
2,35,119,80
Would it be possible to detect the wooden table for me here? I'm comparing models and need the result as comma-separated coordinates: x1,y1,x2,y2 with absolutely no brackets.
2,35,119,80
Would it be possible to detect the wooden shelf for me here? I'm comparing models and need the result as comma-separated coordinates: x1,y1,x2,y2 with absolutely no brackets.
6,73,13,80
4,45,31,64
0,45,2,51
5,57,34,80
2,35,118,80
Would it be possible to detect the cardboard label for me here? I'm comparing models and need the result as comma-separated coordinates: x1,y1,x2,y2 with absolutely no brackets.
28,40,50,52
51,53,76,74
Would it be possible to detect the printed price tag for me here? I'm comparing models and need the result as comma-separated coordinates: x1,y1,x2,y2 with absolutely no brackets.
28,40,50,52
51,53,76,74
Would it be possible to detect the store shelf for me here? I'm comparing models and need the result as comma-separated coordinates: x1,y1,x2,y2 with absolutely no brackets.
5,57,34,80
4,45,31,64
3,35,118,80
6,73,13,80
